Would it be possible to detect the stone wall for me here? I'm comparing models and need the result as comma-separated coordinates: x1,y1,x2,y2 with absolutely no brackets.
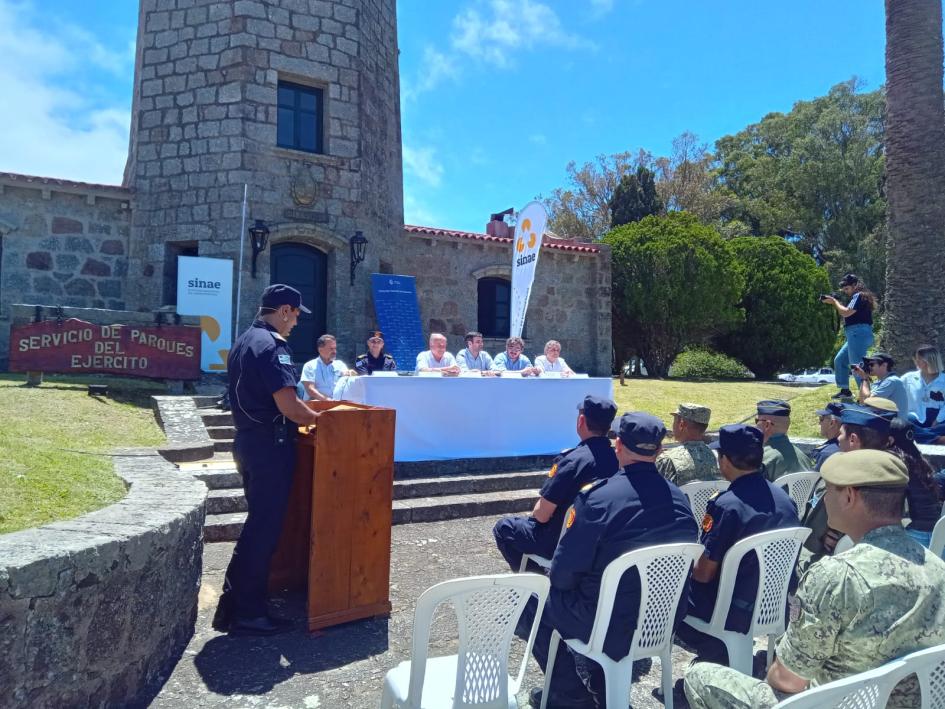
0,450,206,708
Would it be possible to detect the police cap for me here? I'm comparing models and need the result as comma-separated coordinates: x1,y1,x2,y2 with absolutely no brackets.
757,399,791,417
611,412,666,455
578,395,618,430
815,401,844,418
709,423,764,459
820,449,908,488
840,403,894,433
368,330,384,341
261,283,311,313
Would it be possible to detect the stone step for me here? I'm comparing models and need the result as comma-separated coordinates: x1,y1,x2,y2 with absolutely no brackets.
192,468,242,490
207,488,247,515
393,470,546,499
213,439,234,453
203,489,537,541
200,411,233,426
206,425,236,440
192,395,221,407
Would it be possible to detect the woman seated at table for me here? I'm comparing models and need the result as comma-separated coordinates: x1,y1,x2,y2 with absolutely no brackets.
535,339,573,376
493,336,541,376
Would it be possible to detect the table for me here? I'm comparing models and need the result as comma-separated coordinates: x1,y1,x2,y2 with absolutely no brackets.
334,375,614,461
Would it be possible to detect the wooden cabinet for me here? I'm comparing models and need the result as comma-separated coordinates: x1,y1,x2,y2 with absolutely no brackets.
269,400,395,631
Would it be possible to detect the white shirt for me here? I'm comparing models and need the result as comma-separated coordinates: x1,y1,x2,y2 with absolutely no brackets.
535,355,571,373
455,348,494,371
300,357,349,399
901,370,945,424
415,350,457,372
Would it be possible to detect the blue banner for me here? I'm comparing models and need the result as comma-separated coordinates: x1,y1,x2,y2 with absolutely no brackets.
370,274,425,371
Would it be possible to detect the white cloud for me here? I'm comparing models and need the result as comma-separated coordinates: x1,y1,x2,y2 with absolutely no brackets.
0,0,133,184
403,192,441,227
403,144,444,188
402,46,458,104
589,0,615,18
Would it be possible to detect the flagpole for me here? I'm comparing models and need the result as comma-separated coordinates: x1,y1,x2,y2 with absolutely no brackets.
235,183,248,334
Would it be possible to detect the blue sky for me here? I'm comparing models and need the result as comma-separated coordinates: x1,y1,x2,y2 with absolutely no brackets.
0,0,890,232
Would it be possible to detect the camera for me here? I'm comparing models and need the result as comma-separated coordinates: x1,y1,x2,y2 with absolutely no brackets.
850,360,872,374
819,292,839,302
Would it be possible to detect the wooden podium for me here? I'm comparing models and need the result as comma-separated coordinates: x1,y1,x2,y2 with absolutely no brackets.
269,400,395,631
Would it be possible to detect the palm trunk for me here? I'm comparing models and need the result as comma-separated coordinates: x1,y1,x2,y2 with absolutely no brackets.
884,0,945,364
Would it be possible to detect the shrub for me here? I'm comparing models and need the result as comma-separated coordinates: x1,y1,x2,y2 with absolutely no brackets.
669,348,754,380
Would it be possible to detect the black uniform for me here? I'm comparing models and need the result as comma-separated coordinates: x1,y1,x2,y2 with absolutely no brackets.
811,437,841,472
219,319,299,621
354,351,397,374
685,471,798,633
493,437,618,571
516,462,698,702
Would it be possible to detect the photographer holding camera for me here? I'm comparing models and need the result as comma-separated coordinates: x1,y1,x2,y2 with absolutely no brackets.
821,273,876,399
853,352,908,417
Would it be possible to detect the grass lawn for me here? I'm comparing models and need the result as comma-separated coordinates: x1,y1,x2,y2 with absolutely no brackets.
0,374,166,535
612,379,832,441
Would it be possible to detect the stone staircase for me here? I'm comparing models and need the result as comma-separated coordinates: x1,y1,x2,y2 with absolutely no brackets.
188,397,546,542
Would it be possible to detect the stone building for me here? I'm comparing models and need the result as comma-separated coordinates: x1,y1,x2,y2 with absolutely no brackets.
0,0,611,374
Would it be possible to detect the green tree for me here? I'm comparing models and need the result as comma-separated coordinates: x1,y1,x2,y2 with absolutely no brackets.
717,237,836,378
604,212,745,377
609,166,663,227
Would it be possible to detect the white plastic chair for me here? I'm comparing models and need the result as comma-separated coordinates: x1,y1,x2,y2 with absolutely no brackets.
541,543,703,709
930,516,945,559
517,515,568,573
773,657,908,708
682,527,811,675
833,535,855,554
899,642,945,706
680,480,729,524
776,471,821,513
380,573,550,709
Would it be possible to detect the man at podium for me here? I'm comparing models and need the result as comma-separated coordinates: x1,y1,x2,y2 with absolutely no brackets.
213,284,320,637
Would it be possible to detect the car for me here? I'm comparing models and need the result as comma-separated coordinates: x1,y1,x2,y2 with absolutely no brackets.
779,367,834,384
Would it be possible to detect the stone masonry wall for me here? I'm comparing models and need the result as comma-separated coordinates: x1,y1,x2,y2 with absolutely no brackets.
0,450,206,708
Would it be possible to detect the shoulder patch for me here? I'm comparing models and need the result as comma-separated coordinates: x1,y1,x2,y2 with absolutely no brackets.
566,507,577,529
278,354,292,365
708,489,722,501
548,463,558,478
701,513,714,534
580,478,606,494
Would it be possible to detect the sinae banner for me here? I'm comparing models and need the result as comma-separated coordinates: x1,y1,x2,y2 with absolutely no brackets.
510,201,548,338
176,256,233,372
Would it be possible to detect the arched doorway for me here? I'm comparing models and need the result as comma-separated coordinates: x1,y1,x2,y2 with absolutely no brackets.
270,242,327,364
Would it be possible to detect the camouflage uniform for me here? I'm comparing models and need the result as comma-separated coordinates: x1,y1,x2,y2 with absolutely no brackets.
762,433,812,482
684,524,945,709
656,441,720,486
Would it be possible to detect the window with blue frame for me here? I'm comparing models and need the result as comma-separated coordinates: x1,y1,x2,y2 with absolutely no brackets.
277,81,324,154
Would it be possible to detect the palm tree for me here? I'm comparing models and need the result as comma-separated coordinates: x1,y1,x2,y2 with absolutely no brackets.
883,0,945,364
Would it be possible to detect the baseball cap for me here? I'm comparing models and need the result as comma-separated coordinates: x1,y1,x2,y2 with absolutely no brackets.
820,449,907,488
815,401,844,418
839,273,859,287
578,395,618,430
709,424,764,459
261,284,311,313
611,412,666,455
671,403,711,426
757,399,791,417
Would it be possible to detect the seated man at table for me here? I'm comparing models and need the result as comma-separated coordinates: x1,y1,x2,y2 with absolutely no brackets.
493,395,619,572
415,332,461,375
454,330,496,375
535,339,574,376
516,412,698,708
493,336,541,376
300,334,354,401
354,330,397,375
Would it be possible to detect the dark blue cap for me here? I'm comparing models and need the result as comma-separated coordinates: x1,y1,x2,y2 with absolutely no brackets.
757,399,791,417
840,403,893,433
611,412,666,455
578,395,618,429
710,424,764,458
261,283,311,313
815,401,844,417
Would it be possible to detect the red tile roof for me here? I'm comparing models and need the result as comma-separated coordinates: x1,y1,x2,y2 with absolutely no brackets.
404,224,601,253
0,171,131,194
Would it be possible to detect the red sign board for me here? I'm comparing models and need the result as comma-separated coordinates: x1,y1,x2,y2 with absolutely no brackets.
9,319,201,380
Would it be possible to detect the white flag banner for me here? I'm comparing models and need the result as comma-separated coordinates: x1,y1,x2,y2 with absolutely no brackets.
510,201,548,338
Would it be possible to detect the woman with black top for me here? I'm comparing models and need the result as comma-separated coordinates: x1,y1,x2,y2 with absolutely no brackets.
890,417,942,547
821,273,876,398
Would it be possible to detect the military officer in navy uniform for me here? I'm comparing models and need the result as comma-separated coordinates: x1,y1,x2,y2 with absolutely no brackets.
517,412,698,708
811,402,843,471
212,284,320,636
493,395,619,573
677,424,799,661
354,330,398,375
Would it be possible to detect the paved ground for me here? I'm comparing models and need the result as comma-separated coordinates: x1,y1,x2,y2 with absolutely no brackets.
147,515,761,709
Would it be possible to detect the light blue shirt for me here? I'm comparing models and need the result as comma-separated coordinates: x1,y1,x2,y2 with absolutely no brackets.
902,370,945,424
871,374,909,418
300,357,348,399
455,348,494,371
493,352,533,371
415,350,457,371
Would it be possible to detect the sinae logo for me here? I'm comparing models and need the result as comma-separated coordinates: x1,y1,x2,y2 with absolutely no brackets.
188,277,222,290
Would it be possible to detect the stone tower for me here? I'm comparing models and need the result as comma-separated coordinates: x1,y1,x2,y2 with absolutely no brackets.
123,0,403,362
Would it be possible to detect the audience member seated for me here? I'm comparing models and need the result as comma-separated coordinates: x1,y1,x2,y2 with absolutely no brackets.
414,333,461,375
535,340,574,376
902,344,945,444
677,424,798,662
493,336,541,376
853,351,908,416
685,449,945,709
656,403,719,485
889,414,943,547
454,331,496,375
300,334,354,401
755,400,813,481
810,402,843,472
354,330,397,375
515,412,698,708
493,395,618,572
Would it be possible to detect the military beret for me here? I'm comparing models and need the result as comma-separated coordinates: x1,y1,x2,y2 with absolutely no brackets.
815,401,844,418
757,399,791,417
611,412,666,455
578,395,618,428
840,403,894,433
820,449,907,488
863,396,898,416
671,402,711,426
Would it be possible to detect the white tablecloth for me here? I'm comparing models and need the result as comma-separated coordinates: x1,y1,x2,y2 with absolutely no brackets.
334,375,614,461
